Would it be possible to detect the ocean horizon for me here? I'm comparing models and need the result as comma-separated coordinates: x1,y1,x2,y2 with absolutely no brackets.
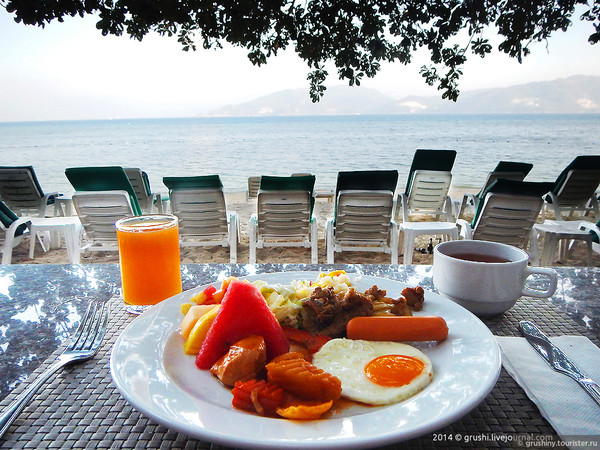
1,114,598,196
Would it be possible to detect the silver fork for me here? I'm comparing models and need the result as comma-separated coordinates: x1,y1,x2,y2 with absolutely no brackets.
0,299,110,438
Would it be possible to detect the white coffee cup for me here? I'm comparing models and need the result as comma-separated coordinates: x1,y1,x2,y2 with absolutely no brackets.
433,240,558,315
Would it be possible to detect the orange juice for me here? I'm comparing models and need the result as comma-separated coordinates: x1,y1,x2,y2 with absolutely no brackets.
116,215,182,314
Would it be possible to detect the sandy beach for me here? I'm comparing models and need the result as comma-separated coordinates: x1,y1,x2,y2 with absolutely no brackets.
7,188,599,267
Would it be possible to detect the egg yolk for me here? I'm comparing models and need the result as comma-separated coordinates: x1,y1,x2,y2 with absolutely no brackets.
364,354,425,387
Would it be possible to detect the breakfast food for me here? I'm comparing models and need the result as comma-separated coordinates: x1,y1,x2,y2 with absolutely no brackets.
312,339,433,405
183,305,219,355
177,271,440,420
266,356,342,402
210,335,267,386
254,271,424,335
231,379,284,416
195,279,289,370
346,316,448,342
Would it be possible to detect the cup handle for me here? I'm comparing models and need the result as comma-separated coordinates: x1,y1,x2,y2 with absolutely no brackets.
522,266,558,298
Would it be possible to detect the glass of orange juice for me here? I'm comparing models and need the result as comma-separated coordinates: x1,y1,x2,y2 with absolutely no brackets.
116,214,182,314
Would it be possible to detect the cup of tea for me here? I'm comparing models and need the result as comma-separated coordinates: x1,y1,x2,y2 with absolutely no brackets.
116,214,182,314
433,240,557,315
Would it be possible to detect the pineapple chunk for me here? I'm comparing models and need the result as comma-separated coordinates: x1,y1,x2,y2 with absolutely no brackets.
180,304,219,340
183,305,220,355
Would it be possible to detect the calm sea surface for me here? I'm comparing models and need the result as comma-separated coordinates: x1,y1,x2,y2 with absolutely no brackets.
0,114,598,195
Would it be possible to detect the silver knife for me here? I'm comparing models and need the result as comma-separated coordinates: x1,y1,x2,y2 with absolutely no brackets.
519,320,600,406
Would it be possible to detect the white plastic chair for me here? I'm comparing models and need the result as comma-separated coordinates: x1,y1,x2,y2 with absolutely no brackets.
545,169,600,219
165,176,238,263
249,180,317,263
399,170,454,222
0,208,31,264
457,192,545,261
125,168,161,214
543,156,600,219
71,190,135,260
247,176,261,201
458,171,530,218
0,166,61,217
326,190,398,264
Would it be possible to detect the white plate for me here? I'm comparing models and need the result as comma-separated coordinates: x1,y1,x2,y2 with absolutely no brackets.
110,271,501,449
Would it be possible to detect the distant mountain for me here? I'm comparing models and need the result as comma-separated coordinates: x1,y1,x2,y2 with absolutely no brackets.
205,75,600,116
207,86,392,116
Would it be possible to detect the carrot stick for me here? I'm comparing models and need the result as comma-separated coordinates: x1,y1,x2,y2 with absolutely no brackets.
346,316,448,342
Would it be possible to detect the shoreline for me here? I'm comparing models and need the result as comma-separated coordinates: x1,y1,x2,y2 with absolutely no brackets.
7,187,598,267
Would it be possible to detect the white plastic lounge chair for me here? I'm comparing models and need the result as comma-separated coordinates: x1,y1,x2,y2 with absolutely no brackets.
399,149,457,222
458,161,533,218
71,190,135,260
65,166,143,216
544,155,600,219
456,180,553,260
247,176,261,200
163,175,238,263
0,200,32,264
0,166,61,217
399,170,454,222
125,168,161,214
249,175,317,263
326,189,398,264
326,170,399,264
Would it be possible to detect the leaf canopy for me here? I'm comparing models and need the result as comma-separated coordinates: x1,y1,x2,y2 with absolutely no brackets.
3,0,599,101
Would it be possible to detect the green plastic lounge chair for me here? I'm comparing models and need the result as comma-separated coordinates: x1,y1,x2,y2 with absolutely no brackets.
0,166,62,217
65,166,143,216
456,179,554,256
544,155,600,219
163,175,238,263
326,170,399,264
401,150,457,222
125,168,166,214
70,190,135,260
249,175,317,263
0,200,31,264
458,161,533,218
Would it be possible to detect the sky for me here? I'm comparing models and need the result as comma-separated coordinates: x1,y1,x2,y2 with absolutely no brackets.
1,7,599,122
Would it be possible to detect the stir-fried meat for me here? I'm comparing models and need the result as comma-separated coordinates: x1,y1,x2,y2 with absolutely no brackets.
364,285,387,301
301,286,374,337
402,286,425,311
389,298,412,316
299,284,425,337
302,286,338,325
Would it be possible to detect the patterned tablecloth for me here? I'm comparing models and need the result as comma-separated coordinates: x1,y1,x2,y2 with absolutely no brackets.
1,264,598,449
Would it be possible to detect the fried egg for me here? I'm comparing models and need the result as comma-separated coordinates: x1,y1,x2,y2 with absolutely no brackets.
312,338,433,405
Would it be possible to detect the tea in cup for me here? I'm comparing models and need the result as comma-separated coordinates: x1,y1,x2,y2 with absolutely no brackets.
433,240,557,315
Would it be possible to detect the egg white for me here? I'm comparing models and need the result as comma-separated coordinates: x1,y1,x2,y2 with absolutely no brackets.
312,338,433,405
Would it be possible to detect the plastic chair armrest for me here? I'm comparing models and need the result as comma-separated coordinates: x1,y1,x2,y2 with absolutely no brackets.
579,221,600,239
456,219,473,240
399,193,408,222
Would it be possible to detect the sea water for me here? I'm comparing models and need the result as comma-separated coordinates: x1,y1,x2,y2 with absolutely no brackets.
0,114,598,195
